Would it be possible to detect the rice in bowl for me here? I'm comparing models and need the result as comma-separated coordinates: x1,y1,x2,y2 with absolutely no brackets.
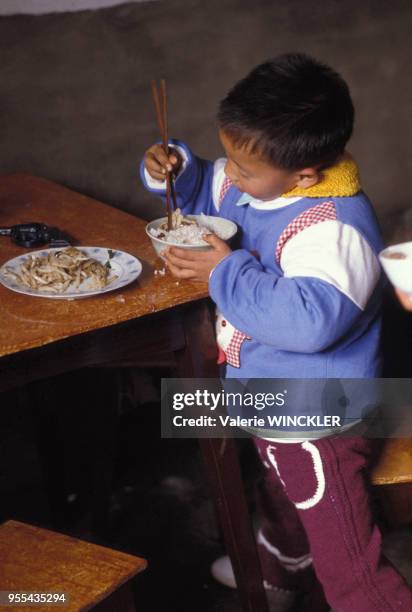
146,210,237,257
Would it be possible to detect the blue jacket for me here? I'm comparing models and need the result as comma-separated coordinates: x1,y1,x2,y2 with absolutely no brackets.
141,140,384,383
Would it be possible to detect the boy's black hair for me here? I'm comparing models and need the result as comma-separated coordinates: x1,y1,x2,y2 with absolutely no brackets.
218,53,354,170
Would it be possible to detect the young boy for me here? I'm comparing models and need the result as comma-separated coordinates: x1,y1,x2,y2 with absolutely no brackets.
142,54,412,611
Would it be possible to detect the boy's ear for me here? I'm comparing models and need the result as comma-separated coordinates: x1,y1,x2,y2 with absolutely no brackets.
295,168,321,189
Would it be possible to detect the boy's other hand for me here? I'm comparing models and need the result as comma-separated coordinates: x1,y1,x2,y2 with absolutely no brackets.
394,288,412,311
144,143,182,181
163,234,231,283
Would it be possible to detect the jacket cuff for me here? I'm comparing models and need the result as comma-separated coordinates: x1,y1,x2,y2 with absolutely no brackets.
139,139,192,192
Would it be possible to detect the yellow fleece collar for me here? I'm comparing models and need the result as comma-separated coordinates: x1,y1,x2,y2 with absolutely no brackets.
282,152,361,198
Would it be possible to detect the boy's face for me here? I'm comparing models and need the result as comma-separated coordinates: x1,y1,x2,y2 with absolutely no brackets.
219,130,314,200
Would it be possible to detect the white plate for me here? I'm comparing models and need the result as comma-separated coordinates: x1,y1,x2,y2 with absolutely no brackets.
0,246,142,299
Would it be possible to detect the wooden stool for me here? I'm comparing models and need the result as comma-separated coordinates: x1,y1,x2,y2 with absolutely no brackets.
371,438,412,525
0,520,147,611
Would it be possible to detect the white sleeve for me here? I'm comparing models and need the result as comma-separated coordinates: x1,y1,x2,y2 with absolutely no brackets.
211,157,227,211
280,220,381,310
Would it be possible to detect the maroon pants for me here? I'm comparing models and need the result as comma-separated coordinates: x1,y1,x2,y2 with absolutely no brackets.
254,436,412,611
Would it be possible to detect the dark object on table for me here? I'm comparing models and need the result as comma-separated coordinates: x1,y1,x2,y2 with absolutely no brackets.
0,222,70,248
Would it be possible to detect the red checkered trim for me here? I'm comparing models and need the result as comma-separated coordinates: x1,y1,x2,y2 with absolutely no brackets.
225,329,248,368
275,201,336,263
219,176,232,206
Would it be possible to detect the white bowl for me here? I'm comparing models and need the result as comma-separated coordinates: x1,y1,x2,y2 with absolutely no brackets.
145,214,238,258
379,241,412,294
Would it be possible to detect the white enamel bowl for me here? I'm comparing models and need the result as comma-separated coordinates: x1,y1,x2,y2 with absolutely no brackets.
379,241,412,294
145,214,238,258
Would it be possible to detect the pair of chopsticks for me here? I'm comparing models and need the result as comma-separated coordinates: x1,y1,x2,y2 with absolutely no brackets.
151,79,177,231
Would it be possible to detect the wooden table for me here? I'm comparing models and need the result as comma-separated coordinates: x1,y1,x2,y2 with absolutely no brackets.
0,520,147,611
0,175,269,612
0,174,218,380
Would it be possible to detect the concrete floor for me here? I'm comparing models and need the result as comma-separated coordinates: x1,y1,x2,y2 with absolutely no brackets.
0,0,412,238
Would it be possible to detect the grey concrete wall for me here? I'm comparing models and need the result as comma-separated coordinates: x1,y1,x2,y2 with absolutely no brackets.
0,0,411,234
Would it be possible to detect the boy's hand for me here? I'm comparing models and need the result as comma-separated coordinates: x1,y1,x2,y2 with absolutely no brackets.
163,234,231,282
144,143,182,181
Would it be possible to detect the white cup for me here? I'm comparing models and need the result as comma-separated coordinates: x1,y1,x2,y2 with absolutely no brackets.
379,241,412,294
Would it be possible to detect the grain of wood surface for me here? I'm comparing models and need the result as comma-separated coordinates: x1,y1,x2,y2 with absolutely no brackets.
0,520,146,611
0,175,208,357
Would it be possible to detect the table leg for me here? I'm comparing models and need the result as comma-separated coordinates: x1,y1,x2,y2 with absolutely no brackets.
176,301,269,612
200,437,270,612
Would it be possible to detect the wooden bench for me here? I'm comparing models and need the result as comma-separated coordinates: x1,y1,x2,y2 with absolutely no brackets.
0,520,147,611
371,438,412,525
